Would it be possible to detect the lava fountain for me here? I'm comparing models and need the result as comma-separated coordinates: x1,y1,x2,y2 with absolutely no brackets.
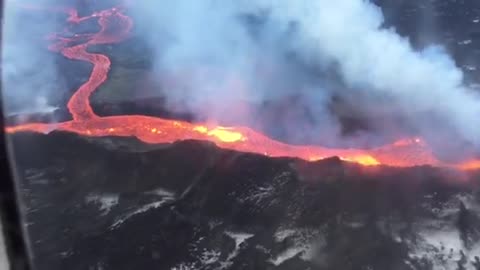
4,2,480,170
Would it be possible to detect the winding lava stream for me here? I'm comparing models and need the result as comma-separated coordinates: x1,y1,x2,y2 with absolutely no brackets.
5,4,480,170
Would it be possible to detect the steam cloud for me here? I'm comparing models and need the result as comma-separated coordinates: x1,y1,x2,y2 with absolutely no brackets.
3,0,479,160
131,0,480,159
2,0,63,116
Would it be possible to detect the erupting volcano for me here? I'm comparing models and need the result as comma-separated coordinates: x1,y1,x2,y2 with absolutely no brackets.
5,2,480,170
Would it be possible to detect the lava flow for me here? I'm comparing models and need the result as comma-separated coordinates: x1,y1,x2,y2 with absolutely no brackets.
5,3,480,170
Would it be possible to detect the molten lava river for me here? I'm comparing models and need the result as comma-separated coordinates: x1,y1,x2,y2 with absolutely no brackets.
5,3,480,171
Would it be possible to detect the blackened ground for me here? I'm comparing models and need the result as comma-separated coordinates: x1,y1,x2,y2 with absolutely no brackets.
8,132,480,270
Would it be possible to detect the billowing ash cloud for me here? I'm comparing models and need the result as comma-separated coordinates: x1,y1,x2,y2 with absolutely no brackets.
131,0,480,159
2,0,64,116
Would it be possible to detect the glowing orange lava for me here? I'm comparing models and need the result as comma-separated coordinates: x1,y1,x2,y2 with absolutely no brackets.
5,3,480,171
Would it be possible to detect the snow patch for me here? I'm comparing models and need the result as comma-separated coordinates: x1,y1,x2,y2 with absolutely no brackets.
145,188,175,197
242,185,275,204
219,231,254,269
269,246,305,266
424,193,473,219
24,169,51,185
111,197,174,229
199,250,221,265
225,231,254,249
410,194,480,269
270,228,323,266
467,242,480,267
457,194,480,214
409,222,476,270
274,229,296,242
86,193,119,215
207,220,223,230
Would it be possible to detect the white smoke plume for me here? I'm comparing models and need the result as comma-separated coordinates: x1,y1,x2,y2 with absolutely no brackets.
130,0,480,160
2,0,65,116
3,0,478,160
260,0,480,159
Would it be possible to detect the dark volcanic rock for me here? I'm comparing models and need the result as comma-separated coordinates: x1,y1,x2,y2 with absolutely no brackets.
6,132,480,270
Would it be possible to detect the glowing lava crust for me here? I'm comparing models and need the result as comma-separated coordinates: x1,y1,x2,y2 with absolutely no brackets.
5,3,480,170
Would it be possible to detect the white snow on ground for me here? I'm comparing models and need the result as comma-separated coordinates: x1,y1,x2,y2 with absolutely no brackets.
24,169,45,181
108,188,176,229
219,231,255,269
468,243,480,265
24,168,53,185
111,197,174,229
269,246,306,266
269,228,322,266
238,172,291,207
170,231,255,270
86,193,119,215
225,231,255,249
274,229,296,242
423,193,480,219
243,186,275,204
199,250,221,265
457,194,480,215
408,193,480,270
410,227,464,270
410,226,480,270
144,188,175,198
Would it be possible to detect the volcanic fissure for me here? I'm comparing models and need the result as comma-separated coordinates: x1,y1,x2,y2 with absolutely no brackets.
5,3,480,170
